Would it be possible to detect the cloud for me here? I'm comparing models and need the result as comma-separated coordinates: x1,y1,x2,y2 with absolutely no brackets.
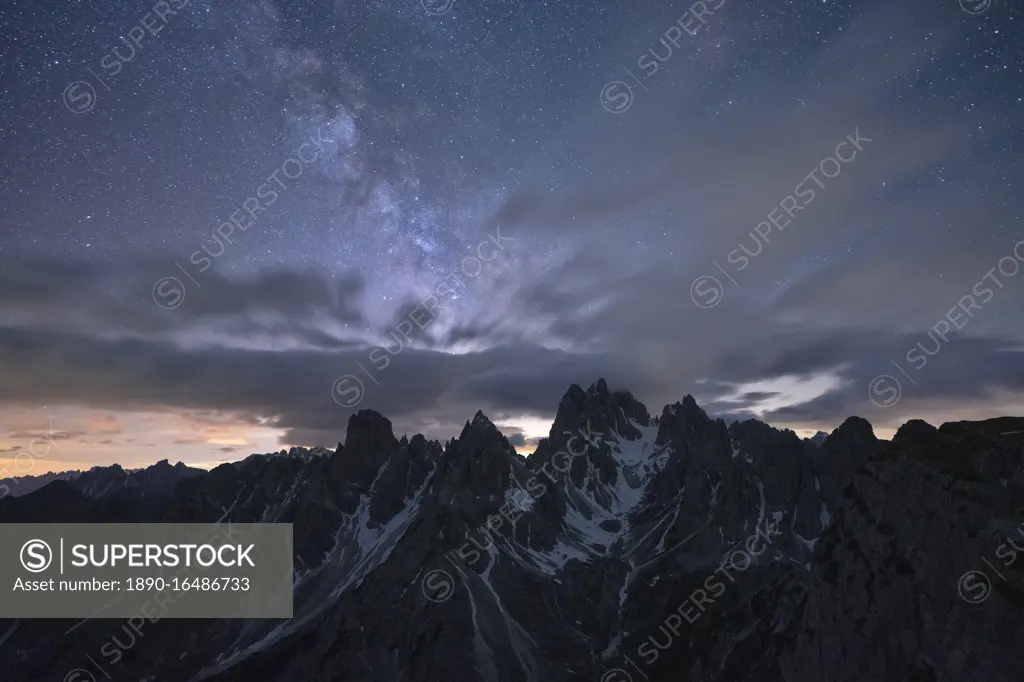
506,433,527,447
1,0,1022,456
0,257,367,347
6,430,83,441
1,294,1023,450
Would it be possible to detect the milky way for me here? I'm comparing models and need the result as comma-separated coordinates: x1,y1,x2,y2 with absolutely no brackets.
1,0,1022,471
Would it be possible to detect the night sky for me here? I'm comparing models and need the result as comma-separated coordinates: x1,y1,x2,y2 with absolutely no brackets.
1,0,1022,473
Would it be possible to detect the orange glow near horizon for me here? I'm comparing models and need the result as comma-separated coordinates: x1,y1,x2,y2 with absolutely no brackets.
6,392,1023,477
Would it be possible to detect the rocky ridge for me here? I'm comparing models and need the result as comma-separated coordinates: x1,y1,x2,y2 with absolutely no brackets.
0,380,1021,681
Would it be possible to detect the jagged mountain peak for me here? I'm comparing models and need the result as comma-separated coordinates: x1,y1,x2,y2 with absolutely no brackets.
344,409,398,451
661,394,709,423
455,409,514,455
728,416,806,454
323,410,402,487
436,408,518,518
90,462,124,472
469,408,493,428
679,392,699,410
407,432,433,450
148,458,191,470
893,418,937,444
808,430,830,447
3,383,1024,682
832,414,876,440
552,378,651,446
561,381,587,405
655,394,723,448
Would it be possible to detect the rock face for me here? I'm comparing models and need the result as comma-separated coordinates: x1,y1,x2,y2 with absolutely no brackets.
0,380,1022,682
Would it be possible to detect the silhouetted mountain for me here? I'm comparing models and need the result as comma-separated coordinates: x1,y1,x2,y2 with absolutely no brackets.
1,380,1021,681
0,469,80,498
807,430,830,448
0,459,205,501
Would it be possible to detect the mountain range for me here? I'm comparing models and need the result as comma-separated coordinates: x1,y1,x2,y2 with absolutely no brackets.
1,379,1022,681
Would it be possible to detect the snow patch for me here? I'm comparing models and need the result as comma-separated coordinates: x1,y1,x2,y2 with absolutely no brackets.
193,456,436,680
795,533,818,552
506,487,535,512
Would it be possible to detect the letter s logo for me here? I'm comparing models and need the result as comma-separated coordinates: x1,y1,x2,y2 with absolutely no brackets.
20,539,53,573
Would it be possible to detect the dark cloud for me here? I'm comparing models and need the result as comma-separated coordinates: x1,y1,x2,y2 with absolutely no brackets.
506,433,527,447
734,392,782,403
0,256,367,348
716,411,765,426
2,299,1023,450
1,0,1021,461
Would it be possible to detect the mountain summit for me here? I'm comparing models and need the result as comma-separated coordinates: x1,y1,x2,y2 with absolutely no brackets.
1,382,1021,682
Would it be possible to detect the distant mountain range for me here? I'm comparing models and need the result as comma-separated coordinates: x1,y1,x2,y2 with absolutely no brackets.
2,379,1022,681
1,459,207,502
1,469,81,499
